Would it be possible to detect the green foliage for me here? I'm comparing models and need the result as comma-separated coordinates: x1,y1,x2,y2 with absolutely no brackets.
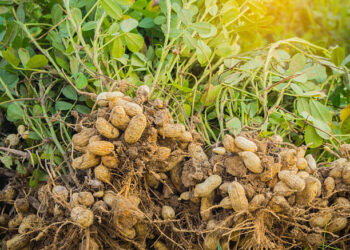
0,0,349,180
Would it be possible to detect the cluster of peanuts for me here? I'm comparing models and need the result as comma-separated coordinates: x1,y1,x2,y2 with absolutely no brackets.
71,86,193,183
182,134,350,249
1,84,350,249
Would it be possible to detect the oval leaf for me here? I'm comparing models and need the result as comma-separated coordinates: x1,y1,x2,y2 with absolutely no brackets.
120,18,138,32
76,73,88,89
55,101,74,111
111,36,125,58
7,103,24,122
2,47,19,67
101,0,123,20
191,22,217,38
123,33,144,52
287,53,306,75
196,40,212,65
62,85,77,100
304,125,323,148
26,55,48,69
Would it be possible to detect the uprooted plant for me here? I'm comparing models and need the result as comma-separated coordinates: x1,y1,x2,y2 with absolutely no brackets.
1,85,349,250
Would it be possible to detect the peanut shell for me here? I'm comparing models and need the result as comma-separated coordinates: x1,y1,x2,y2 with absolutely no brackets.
124,113,147,144
240,151,263,174
88,141,114,156
96,117,119,139
194,175,222,198
72,153,100,169
228,181,248,212
102,154,119,168
234,136,257,152
278,170,305,191
110,106,130,130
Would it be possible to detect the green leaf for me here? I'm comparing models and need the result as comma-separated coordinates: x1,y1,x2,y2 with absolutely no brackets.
51,4,63,25
29,168,47,188
82,21,97,31
183,31,197,49
306,65,327,83
115,0,134,6
70,57,79,75
2,47,19,67
71,8,82,26
111,36,125,58
56,57,69,71
55,101,74,111
62,85,78,100
312,119,331,140
240,57,264,70
201,84,221,106
224,59,240,68
309,99,332,124
101,0,123,20
0,155,12,169
226,117,241,134
75,105,91,114
131,53,146,67
139,18,154,28
208,4,218,16
76,72,88,89
18,48,30,67
32,105,42,116
273,49,290,61
120,18,138,32
304,125,323,148
107,23,119,34
173,3,193,25
196,40,212,65
291,83,303,95
183,103,191,117
123,32,144,52
224,72,248,86
2,22,18,46
28,131,41,140
296,98,311,116
154,15,166,25
331,47,345,67
216,43,235,58
0,6,9,15
15,159,27,175
191,22,217,38
7,103,24,122
287,53,306,75
26,55,48,69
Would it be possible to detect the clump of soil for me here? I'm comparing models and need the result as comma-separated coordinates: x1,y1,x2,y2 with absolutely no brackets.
1,86,350,250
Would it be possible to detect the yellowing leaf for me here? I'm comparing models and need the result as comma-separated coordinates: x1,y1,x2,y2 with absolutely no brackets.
101,0,123,20
340,104,350,122
287,53,306,75
123,33,144,52
2,47,19,67
26,55,48,69
196,40,212,65
341,116,350,134
111,37,125,58
201,84,222,106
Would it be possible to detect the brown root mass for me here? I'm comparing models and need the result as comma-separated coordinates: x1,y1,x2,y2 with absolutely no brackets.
1,86,350,250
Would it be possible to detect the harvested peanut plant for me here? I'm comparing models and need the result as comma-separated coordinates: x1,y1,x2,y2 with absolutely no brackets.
1,86,350,249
